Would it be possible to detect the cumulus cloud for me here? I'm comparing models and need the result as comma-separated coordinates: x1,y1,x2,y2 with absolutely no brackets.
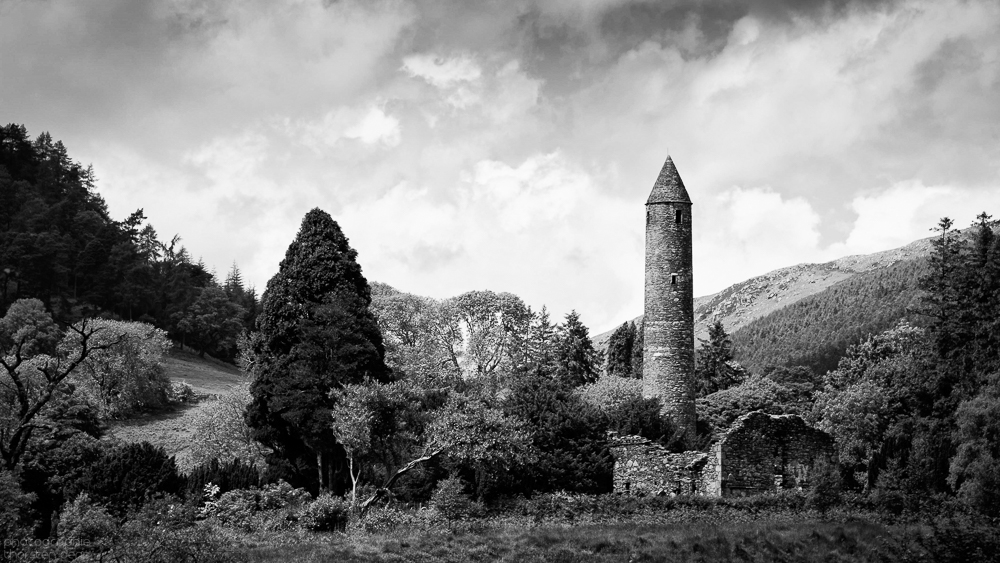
2,0,999,333
338,153,643,331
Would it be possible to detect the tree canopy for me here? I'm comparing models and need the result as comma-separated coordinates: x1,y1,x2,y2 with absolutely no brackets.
247,208,389,492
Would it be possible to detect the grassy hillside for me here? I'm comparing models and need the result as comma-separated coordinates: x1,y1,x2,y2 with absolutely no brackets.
107,346,245,470
162,346,245,396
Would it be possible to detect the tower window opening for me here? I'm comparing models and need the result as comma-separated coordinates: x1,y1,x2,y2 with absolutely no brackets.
671,274,678,285
675,209,683,224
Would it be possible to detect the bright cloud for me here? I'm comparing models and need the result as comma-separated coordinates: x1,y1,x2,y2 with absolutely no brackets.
2,0,999,334
338,153,643,331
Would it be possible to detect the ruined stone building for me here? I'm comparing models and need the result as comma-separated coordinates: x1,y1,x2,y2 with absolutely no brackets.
611,156,834,497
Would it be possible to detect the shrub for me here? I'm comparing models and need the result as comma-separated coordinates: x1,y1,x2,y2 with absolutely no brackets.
299,493,350,532
168,381,196,404
201,480,310,532
697,375,796,437
577,376,642,412
504,375,613,496
202,488,259,530
116,497,232,563
258,480,311,510
806,458,843,513
430,475,482,520
72,441,185,515
57,493,118,556
361,505,421,534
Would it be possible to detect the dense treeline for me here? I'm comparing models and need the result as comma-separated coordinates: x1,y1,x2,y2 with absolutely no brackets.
810,214,1000,515
0,124,257,360
730,258,927,374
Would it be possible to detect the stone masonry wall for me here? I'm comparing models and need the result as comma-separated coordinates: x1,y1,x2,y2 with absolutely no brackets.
610,412,833,497
609,432,712,496
643,200,696,443
719,411,834,495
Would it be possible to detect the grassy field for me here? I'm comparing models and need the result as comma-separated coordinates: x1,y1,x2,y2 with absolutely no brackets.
107,346,245,470
223,516,984,562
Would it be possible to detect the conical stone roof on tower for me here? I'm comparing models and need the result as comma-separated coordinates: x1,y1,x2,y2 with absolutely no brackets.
646,156,692,205
643,155,697,445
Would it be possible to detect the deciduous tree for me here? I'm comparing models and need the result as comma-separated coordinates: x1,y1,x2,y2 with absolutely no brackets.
0,298,117,469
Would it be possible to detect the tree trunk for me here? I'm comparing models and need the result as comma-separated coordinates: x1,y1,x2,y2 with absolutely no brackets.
359,447,446,515
317,451,325,492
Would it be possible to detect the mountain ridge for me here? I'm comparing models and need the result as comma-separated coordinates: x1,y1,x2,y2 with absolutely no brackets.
593,234,938,353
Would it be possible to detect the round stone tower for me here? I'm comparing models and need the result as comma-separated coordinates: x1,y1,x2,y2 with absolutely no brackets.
643,155,696,445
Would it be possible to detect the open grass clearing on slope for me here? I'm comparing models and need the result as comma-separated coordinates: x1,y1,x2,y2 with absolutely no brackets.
164,346,244,397
107,345,246,470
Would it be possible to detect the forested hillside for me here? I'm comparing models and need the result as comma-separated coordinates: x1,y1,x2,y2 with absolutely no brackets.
0,124,257,360
730,257,928,374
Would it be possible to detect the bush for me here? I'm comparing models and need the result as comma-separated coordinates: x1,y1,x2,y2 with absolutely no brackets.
299,493,350,532
57,493,118,556
360,505,421,534
201,480,310,532
53,495,232,563
697,375,796,437
430,475,482,520
116,497,232,563
72,441,185,515
258,480,311,510
806,458,843,513
168,381,196,404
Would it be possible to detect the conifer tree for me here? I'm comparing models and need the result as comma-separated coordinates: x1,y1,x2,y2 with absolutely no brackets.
605,321,636,378
631,319,644,379
247,209,388,492
695,320,740,396
553,311,601,387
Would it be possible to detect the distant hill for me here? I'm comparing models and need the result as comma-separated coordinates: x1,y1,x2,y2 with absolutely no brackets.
593,234,939,373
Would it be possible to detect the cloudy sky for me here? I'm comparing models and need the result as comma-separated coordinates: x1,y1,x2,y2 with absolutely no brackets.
2,0,998,333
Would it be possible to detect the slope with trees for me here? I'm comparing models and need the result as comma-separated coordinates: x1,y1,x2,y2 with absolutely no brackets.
730,257,928,374
1,124,259,362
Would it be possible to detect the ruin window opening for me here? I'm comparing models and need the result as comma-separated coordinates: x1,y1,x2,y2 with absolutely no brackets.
675,209,683,223
671,274,678,285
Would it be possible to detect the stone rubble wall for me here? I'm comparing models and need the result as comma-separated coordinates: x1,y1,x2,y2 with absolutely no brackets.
719,411,834,496
610,412,833,497
609,432,711,496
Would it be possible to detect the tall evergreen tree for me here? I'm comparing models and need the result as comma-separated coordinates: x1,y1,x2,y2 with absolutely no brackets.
695,320,740,396
246,209,389,492
553,311,602,387
605,321,636,378
631,319,644,380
